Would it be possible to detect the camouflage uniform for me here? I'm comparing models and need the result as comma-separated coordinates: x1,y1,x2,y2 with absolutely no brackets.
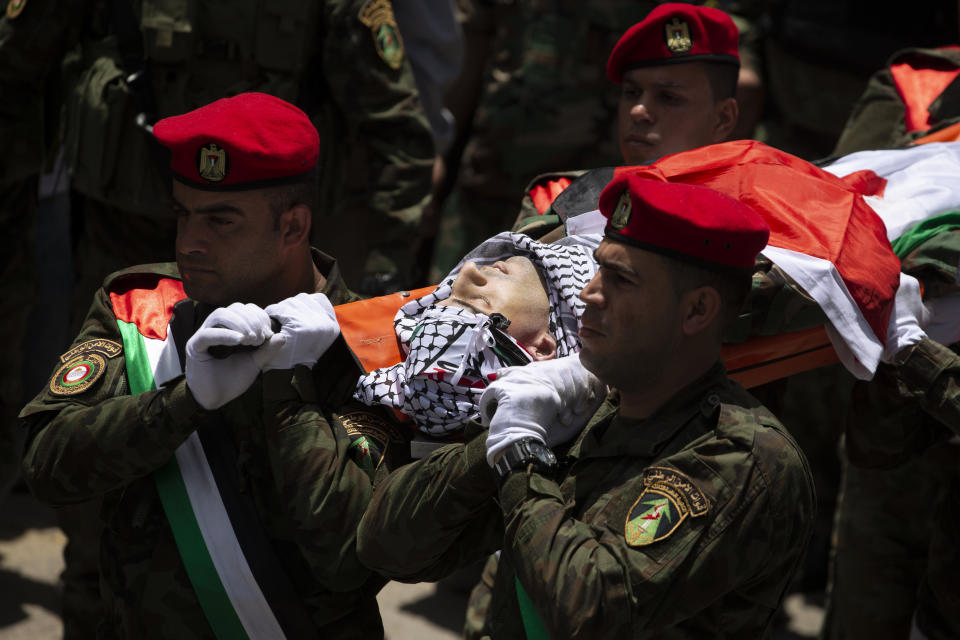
833,47,960,155
428,0,653,280
1,0,433,306
19,250,385,639
0,0,71,501
358,362,816,638
757,0,957,159
834,338,960,640
818,49,960,638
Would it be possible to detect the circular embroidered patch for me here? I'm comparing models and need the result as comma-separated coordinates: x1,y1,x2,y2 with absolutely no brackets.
50,354,107,396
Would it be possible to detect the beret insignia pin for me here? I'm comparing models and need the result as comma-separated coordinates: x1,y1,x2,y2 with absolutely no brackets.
664,18,693,55
625,466,709,547
610,190,632,230
197,143,228,182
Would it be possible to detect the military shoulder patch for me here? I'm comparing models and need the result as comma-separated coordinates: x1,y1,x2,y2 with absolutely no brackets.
337,409,403,474
6,0,26,19
49,339,122,397
625,466,709,547
358,0,404,70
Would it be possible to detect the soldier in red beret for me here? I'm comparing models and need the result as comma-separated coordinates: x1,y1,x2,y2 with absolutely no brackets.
607,3,741,166
357,177,816,637
513,3,747,240
21,93,387,638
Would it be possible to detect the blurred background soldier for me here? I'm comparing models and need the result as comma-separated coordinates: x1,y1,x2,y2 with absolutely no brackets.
756,0,957,159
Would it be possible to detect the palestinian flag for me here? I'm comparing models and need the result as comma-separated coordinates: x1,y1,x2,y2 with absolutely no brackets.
614,140,902,379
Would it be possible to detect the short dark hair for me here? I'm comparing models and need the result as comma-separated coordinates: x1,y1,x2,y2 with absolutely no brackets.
262,174,320,230
666,255,753,334
702,61,738,102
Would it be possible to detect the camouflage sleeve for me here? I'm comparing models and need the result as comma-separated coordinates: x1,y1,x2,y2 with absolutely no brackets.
20,287,204,505
495,424,811,636
723,257,827,343
321,0,435,274
879,336,960,437
356,430,503,582
260,368,374,590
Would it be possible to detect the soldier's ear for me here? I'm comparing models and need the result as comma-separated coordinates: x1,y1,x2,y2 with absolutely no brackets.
280,204,311,247
680,285,721,337
712,97,738,142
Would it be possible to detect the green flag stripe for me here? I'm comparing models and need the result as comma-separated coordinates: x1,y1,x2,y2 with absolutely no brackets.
516,577,551,640
116,319,250,640
891,211,960,258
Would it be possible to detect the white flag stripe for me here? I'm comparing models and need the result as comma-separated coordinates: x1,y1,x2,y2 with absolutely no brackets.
760,246,882,379
143,331,286,640
824,142,960,241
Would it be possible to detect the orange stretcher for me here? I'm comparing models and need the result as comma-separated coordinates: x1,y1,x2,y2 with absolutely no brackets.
334,287,840,390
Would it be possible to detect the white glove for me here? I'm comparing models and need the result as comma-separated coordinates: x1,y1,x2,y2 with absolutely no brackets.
258,292,341,371
480,354,607,466
881,273,931,363
185,303,280,409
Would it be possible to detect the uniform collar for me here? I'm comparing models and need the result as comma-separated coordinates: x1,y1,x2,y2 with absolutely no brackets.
311,247,360,305
574,361,730,460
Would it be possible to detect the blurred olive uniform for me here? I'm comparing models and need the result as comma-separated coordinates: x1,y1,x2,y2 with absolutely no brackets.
428,0,653,280
819,47,960,640
1,0,433,309
0,0,74,501
19,252,388,638
834,47,960,155
823,238,960,640
359,368,815,637
839,336,960,640
758,0,957,159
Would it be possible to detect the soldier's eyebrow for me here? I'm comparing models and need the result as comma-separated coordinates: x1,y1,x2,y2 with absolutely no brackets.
194,203,246,216
172,197,246,217
594,250,641,278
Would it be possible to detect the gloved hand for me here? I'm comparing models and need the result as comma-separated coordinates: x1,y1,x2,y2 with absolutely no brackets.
480,354,607,466
881,273,931,363
185,303,280,409
258,292,341,371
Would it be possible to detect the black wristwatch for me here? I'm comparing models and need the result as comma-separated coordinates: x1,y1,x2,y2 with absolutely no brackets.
492,438,558,483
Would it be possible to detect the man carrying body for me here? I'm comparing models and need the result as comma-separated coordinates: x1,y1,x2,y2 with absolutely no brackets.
431,2,748,278
358,176,816,636
20,93,381,638
514,3,742,240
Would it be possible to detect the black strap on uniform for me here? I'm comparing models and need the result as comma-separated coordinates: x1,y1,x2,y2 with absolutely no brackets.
168,299,321,639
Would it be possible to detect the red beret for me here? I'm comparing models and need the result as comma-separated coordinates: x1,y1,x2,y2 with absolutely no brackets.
153,92,319,190
600,174,769,269
606,3,739,84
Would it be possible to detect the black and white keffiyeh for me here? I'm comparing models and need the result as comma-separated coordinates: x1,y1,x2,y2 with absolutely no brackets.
353,232,601,434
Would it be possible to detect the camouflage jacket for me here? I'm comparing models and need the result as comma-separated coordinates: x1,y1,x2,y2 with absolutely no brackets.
834,47,960,156
0,0,433,260
358,363,816,638
20,250,384,639
846,337,960,469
